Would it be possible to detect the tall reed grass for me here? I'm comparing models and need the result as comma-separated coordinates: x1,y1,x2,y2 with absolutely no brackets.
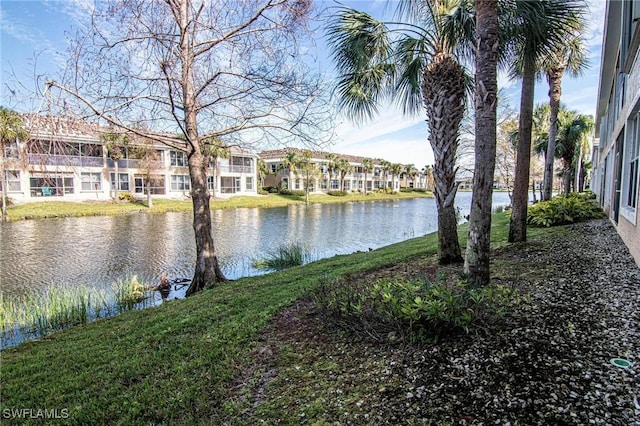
253,242,309,270
1,276,153,346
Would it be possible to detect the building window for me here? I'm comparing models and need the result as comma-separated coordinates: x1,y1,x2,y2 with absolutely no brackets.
170,174,190,191
295,178,300,190
170,151,187,167
134,175,166,195
30,173,74,196
110,173,130,191
81,172,102,191
1,170,21,192
207,176,216,191
246,176,253,190
3,141,19,159
220,176,241,194
330,179,339,190
270,163,277,173
622,112,640,221
320,179,328,190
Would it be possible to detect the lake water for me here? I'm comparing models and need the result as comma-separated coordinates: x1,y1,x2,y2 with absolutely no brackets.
0,192,511,299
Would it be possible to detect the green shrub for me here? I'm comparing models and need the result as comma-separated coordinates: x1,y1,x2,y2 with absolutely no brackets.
400,187,413,193
413,188,427,193
327,190,347,197
527,194,604,227
253,243,308,270
118,192,136,202
310,275,521,342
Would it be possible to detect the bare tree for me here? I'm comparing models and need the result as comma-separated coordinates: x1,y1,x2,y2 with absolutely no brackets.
47,0,330,295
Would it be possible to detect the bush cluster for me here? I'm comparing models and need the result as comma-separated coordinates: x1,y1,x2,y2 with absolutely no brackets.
278,189,306,197
400,187,413,193
412,188,427,193
527,191,604,227
310,275,521,342
327,190,347,197
118,192,136,202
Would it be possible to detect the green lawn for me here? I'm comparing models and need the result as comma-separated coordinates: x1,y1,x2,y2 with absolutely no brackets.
0,214,558,425
5,191,431,221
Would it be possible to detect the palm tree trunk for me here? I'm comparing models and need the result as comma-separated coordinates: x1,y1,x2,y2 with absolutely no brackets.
509,60,536,243
543,68,564,200
464,0,499,286
422,53,466,264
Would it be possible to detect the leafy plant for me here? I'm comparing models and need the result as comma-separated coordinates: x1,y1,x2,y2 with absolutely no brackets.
118,192,136,202
327,190,347,196
310,274,521,342
527,192,604,227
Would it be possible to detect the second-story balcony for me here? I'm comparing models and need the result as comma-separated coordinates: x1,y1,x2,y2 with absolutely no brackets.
28,153,103,168
107,159,165,169
219,165,254,174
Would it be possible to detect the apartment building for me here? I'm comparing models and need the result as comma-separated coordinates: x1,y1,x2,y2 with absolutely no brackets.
1,115,258,202
259,148,427,193
591,0,640,265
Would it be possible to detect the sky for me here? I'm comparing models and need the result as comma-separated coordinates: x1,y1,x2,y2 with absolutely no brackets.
0,0,607,169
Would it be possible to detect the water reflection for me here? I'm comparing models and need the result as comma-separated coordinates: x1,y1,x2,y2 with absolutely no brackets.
0,192,511,299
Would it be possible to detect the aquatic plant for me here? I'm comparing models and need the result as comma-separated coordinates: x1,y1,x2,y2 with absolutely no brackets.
253,243,308,270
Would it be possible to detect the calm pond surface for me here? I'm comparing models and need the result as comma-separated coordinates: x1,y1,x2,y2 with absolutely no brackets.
0,192,511,299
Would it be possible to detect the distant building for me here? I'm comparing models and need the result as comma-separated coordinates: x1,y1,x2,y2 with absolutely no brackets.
591,0,640,265
1,114,257,202
259,148,428,193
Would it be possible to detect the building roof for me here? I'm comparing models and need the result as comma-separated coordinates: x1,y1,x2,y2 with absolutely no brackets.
258,147,389,165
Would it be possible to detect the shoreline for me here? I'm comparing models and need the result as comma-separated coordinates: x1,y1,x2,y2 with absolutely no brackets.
3,191,433,222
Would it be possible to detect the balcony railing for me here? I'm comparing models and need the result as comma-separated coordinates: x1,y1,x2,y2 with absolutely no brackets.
28,154,103,167
219,165,254,174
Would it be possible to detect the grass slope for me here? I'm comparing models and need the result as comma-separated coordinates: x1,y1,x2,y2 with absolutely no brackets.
0,215,553,424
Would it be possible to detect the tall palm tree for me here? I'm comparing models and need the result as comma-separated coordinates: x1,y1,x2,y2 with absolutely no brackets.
324,153,337,189
204,139,230,198
464,0,500,286
327,0,473,264
422,165,433,191
541,32,588,201
362,157,374,194
334,157,354,192
0,107,29,221
555,110,594,197
505,0,587,243
257,158,269,189
390,163,403,192
281,150,299,191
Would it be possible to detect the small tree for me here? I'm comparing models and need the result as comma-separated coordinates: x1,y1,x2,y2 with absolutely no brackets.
204,140,230,198
257,158,269,189
362,157,374,194
101,132,130,201
0,107,29,221
297,150,320,204
131,138,162,208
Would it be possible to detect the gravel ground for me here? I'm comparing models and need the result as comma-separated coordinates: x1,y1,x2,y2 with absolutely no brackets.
238,219,640,425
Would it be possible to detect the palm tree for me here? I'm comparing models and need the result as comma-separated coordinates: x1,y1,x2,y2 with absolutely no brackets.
463,0,500,286
281,150,299,191
324,153,337,190
555,110,594,197
379,159,391,190
390,163,403,192
422,165,433,191
506,0,587,243
0,107,29,221
362,157,374,194
334,157,354,192
327,0,473,264
257,158,269,189
541,32,588,201
204,139,230,198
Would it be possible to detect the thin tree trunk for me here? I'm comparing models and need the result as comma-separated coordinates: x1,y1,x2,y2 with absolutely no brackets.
543,68,564,201
179,1,226,296
509,60,536,243
113,160,119,200
563,165,572,197
464,0,499,286
531,179,537,203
